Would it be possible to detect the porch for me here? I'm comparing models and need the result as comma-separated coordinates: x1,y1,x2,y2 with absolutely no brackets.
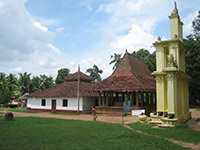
96,105,155,115
96,91,156,115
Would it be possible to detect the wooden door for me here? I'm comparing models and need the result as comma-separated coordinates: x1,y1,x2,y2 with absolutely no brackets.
52,100,56,110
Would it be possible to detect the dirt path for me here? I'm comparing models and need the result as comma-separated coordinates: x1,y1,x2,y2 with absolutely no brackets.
1,109,200,150
0,110,139,124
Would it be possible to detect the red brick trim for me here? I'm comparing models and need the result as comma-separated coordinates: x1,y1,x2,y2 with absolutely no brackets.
26,107,83,114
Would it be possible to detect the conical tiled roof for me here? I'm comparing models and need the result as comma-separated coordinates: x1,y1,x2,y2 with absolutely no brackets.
95,52,155,92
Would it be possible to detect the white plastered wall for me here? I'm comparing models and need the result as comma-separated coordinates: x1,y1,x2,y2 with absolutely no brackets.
27,97,83,111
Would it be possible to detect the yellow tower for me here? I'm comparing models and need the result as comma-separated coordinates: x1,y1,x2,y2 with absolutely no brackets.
151,2,191,127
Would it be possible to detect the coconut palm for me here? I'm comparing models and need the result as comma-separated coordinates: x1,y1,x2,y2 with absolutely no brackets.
18,72,31,94
86,65,103,83
6,73,18,91
109,53,122,70
0,72,7,91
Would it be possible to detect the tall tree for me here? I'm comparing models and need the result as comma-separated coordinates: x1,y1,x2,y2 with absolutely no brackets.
0,72,7,91
132,48,151,60
184,39,200,105
188,10,200,41
0,72,12,105
132,49,156,72
55,68,70,84
86,65,103,83
109,53,122,70
40,75,54,90
6,73,18,91
183,11,200,105
31,76,43,92
18,72,31,94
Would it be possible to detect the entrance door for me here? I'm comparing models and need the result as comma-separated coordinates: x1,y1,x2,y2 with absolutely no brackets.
52,100,56,110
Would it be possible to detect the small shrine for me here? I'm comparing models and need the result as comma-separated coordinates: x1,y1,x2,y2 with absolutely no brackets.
151,2,191,127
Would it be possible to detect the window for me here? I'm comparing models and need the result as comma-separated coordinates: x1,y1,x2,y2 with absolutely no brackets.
42,99,46,106
63,99,68,107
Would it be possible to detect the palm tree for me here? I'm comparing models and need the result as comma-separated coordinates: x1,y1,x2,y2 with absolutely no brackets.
0,72,7,91
18,72,31,94
31,76,43,92
86,65,103,83
6,73,18,91
109,53,122,70
0,73,12,105
40,75,54,90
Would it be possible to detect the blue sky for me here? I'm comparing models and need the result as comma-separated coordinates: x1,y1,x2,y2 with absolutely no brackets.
0,0,199,79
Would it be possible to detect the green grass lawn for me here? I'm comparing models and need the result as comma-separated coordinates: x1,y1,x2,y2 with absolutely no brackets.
129,122,200,144
0,117,189,150
0,108,42,113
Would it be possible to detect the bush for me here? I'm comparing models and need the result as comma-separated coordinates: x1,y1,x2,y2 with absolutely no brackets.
5,112,14,120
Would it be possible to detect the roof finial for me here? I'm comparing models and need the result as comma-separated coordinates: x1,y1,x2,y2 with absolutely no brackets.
78,64,80,72
125,49,128,53
171,1,178,16
175,1,177,8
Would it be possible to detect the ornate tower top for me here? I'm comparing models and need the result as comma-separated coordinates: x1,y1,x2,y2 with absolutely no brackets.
171,1,178,16
169,2,183,42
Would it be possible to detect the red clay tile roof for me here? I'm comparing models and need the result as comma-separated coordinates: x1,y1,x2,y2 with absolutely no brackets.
28,71,97,98
65,71,93,82
95,52,156,92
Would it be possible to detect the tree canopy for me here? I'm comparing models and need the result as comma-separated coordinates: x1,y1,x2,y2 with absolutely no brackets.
132,49,156,72
55,68,70,84
109,53,122,70
86,65,103,83
183,11,200,105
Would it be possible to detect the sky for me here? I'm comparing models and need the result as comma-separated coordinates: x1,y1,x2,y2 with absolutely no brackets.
0,0,199,79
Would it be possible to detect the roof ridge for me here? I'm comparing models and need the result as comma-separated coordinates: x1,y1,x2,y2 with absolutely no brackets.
127,52,133,74
65,71,93,82
126,53,145,90
130,72,145,90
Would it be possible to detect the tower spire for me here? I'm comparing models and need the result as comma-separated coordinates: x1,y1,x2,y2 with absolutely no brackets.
169,1,183,42
171,1,178,16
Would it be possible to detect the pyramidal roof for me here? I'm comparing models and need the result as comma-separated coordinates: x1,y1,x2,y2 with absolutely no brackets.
28,71,97,98
113,51,152,76
95,52,155,92
65,71,93,82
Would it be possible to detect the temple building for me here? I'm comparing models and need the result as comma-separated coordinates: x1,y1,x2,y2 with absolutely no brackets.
95,51,156,114
151,2,191,126
27,69,98,113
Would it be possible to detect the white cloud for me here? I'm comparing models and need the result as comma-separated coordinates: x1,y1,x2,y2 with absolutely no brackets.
110,24,156,53
48,44,61,54
34,21,48,32
0,0,65,77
